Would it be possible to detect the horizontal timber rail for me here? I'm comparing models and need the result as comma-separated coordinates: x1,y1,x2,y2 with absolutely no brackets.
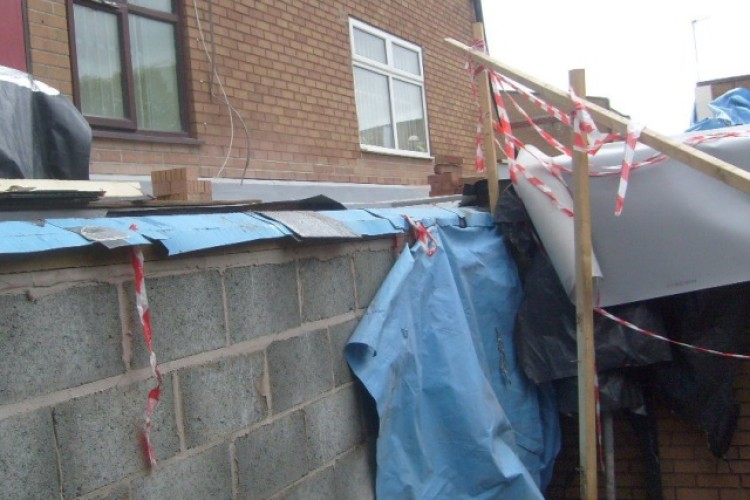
444,38,750,195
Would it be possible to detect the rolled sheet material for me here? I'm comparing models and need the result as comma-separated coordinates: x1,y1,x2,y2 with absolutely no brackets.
513,126,750,307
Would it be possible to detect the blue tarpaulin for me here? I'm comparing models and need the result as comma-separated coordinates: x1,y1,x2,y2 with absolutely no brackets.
0,207,451,255
346,224,559,499
689,87,750,131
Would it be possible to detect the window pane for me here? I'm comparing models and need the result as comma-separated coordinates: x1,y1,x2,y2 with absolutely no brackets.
128,0,173,13
73,4,125,119
393,80,427,152
353,28,386,64
393,45,420,76
129,15,182,131
354,67,394,148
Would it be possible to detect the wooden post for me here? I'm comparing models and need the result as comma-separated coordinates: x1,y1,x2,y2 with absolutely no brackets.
472,23,501,214
444,38,750,195
570,68,598,500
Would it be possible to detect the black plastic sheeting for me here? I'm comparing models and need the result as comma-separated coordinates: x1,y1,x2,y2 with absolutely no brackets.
653,283,750,457
554,370,648,415
514,253,672,385
0,66,90,179
497,185,750,459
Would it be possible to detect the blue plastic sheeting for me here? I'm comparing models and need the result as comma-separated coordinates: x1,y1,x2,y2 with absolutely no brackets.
441,207,496,227
0,206,493,256
131,213,292,255
319,209,403,237
366,206,464,230
47,217,153,246
346,225,559,499
689,87,750,131
0,220,90,254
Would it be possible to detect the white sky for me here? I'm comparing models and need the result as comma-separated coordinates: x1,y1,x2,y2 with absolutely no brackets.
481,0,750,134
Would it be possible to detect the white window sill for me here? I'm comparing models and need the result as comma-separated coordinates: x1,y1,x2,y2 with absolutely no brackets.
361,144,433,160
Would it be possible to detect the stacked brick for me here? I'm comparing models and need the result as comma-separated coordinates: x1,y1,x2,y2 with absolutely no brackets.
151,167,213,202
428,155,464,196
0,238,396,499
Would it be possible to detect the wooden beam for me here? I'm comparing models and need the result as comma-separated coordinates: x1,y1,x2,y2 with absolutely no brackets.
0,179,144,198
471,23,500,214
444,38,750,195
570,68,598,500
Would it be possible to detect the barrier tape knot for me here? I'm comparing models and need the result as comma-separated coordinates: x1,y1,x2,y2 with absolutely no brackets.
403,215,438,256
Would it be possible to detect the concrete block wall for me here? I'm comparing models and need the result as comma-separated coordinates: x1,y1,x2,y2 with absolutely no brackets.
0,238,394,499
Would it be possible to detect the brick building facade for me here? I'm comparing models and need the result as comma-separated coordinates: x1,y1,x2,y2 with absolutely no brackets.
548,363,750,499
5,0,479,185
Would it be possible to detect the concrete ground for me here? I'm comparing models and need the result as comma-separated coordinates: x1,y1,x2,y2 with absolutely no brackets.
91,175,433,208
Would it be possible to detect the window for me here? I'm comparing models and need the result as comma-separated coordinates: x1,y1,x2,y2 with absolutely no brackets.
349,19,430,157
68,0,187,135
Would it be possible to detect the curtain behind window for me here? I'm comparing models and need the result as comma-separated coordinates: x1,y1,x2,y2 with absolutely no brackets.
354,67,394,148
129,15,181,131
73,4,125,119
393,80,426,152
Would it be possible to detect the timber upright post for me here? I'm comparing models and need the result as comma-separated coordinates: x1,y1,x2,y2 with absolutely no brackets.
569,69,597,500
570,68,598,499
472,22,501,215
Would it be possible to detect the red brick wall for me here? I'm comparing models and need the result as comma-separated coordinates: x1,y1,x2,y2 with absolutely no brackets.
547,363,750,499
25,0,478,185
704,76,750,100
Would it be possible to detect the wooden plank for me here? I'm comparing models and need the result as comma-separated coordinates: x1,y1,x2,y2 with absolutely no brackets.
472,23,500,214
570,69,598,500
0,179,144,198
444,38,750,195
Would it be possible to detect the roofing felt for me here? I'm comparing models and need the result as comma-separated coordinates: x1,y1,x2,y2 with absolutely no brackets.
0,205,491,256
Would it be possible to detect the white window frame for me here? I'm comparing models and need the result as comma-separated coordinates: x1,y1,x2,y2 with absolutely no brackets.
349,18,431,159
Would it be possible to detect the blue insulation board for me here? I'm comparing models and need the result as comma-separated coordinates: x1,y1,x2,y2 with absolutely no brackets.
365,206,464,229
0,206,491,255
346,224,559,499
0,220,90,254
129,212,293,255
318,209,403,236
47,217,154,246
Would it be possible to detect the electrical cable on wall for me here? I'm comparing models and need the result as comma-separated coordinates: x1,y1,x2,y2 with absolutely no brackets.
192,0,252,182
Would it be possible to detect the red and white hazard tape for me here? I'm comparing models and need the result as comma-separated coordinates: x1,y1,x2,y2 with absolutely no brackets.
467,40,488,173
130,243,163,469
490,134,575,218
686,129,746,146
490,73,572,157
512,161,575,218
486,70,574,217
595,307,750,360
403,215,438,256
488,72,518,181
475,117,486,173
615,121,644,216
492,70,623,156
492,71,571,127
570,90,621,156
467,52,750,221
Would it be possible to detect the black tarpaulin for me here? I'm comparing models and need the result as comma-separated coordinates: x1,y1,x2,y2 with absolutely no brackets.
0,65,90,180
498,184,750,458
